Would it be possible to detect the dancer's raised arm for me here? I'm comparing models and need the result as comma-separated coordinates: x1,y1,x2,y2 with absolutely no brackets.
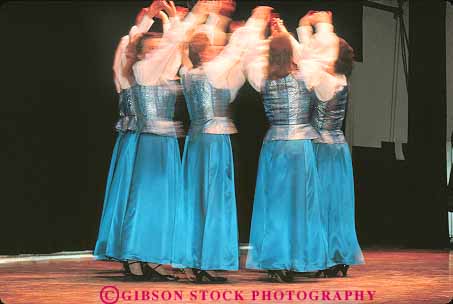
194,0,234,45
241,6,273,92
157,1,185,33
270,17,303,65
129,1,166,37
296,11,314,48
203,4,268,101
297,11,339,66
113,4,163,92
133,0,212,86
112,35,130,93
296,11,342,101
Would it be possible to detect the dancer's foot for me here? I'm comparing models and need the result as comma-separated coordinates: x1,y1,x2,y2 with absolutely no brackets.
327,264,349,277
128,261,143,275
287,271,313,278
267,270,292,283
143,263,179,282
285,270,295,282
192,269,227,284
175,268,196,281
122,262,131,275
314,269,329,278
123,261,154,281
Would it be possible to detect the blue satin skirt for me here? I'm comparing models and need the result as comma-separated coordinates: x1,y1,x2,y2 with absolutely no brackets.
94,131,139,260
314,143,364,266
108,133,182,264
246,139,331,272
172,134,239,270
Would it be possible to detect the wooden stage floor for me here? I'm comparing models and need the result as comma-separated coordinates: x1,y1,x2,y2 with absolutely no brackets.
0,249,451,304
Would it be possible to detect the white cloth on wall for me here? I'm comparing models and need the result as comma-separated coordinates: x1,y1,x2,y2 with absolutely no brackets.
348,4,408,149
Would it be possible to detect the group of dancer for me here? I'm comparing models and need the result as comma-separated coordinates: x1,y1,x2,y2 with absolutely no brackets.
94,0,364,283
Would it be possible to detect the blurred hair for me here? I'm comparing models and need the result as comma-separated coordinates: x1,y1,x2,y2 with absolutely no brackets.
188,32,210,68
121,32,162,77
335,37,354,77
135,32,163,58
267,33,294,80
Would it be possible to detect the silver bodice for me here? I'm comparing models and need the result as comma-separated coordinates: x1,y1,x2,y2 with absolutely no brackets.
115,87,137,132
181,71,237,136
312,86,348,144
262,74,318,141
133,81,183,137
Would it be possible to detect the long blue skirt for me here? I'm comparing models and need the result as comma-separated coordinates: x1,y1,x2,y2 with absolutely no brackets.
246,139,331,272
94,131,139,260
314,143,365,266
172,134,239,270
109,133,182,264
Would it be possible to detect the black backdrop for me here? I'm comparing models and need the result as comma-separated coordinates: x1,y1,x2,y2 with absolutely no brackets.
6,0,436,255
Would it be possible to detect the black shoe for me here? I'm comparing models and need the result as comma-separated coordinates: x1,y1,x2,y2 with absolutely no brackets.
314,269,329,278
267,270,292,283
326,264,350,277
192,269,227,284
288,271,314,278
285,270,296,282
122,262,131,275
123,261,155,281
142,264,179,282
176,268,196,281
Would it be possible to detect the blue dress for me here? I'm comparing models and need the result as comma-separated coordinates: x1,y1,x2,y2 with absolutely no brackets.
312,85,365,266
172,70,239,270
94,87,139,260
246,74,332,272
108,81,184,264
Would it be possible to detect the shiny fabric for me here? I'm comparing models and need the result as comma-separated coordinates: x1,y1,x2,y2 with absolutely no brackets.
180,71,237,136
312,86,348,144
262,74,319,141
247,74,330,271
115,87,138,132
172,71,239,270
134,82,184,137
94,131,139,260
172,134,239,270
314,141,365,266
110,134,182,263
246,140,332,271
97,80,183,263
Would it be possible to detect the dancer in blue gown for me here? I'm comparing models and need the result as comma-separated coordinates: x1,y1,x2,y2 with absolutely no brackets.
93,4,158,269
244,13,334,282
117,0,217,281
297,12,365,277
171,3,266,283
95,0,197,281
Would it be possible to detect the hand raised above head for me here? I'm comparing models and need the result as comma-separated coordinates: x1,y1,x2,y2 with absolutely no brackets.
271,17,288,34
192,0,221,16
252,6,273,22
219,0,236,17
148,0,166,17
156,10,169,23
160,1,177,18
299,11,316,27
311,11,333,25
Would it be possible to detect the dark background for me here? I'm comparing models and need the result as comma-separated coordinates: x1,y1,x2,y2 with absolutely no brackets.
0,1,448,254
